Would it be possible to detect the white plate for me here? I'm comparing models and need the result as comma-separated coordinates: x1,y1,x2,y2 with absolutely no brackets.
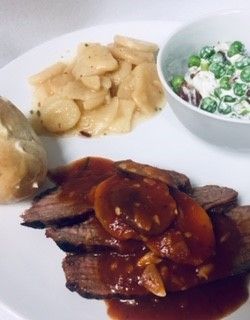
0,21,249,320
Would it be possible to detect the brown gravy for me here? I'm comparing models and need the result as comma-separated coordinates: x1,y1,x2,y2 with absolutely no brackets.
106,273,249,320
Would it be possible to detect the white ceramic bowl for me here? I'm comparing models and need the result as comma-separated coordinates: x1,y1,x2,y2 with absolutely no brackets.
157,10,250,150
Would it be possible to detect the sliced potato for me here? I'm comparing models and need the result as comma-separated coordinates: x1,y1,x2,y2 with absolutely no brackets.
83,94,106,110
101,76,112,90
76,97,118,136
114,35,158,53
108,99,135,133
72,44,118,77
109,60,132,86
41,96,81,133
32,81,52,106
49,73,74,94
109,44,154,65
29,63,66,85
60,80,89,100
132,63,165,114
80,75,101,91
117,73,135,99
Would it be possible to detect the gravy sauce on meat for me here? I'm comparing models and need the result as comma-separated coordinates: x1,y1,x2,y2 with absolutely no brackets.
21,157,250,319
107,274,249,320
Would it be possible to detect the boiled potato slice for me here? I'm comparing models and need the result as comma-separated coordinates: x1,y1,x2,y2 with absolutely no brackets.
101,76,112,90
33,82,51,106
29,62,66,85
60,80,89,100
117,73,135,99
49,73,74,94
80,75,101,90
41,96,81,133
109,44,154,65
83,94,106,110
76,97,118,136
132,62,165,114
108,99,135,133
72,44,118,77
109,60,132,86
114,35,158,53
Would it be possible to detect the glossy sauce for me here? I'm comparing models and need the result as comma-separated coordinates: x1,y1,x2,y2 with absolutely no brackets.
106,274,249,320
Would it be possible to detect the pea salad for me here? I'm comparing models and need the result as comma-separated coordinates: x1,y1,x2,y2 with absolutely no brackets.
170,41,250,119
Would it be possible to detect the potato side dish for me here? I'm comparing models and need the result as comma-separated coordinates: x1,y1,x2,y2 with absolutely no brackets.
29,35,165,137
0,97,47,203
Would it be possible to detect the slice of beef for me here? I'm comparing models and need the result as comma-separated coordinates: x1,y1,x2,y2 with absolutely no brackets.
21,187,93,228
63,252,147,299
46,216,145,254
225,206,250,273
63,206,250,299
192,185,238,214
21,157,116,228
115,160,192,193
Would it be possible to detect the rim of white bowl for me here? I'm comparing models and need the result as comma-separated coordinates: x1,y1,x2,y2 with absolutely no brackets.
157,8,250,126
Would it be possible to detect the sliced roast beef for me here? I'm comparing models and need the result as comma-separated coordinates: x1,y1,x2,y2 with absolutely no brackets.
63,252,147,299
63,206,250,299
21,157,116,228
192,185,238,214
115,160,192,193
46,216,145,253
21,187,93,228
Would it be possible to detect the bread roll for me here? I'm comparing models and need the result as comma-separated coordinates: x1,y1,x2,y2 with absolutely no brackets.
0,97,47,203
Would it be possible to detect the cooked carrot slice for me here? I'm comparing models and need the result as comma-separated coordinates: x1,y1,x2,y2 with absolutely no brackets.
94,175,177,239
171,189,215,265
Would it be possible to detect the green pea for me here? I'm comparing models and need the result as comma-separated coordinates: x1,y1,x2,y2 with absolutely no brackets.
225,64,235,76
233,82,248,96
170,75,185,93
210,52,225,64
235,57,250,70
209,62,226,79
188,55,201,67
214,88,223,98
200,46,215,59
218,103,232,115
200,97,217,113
219,76,231,90
200,60,209,71
223,95,237,103
228,41,245,57
240,66,250,83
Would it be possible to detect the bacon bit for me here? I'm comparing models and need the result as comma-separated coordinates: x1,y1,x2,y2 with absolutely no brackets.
115,206,122,216
134,202,141,207
196,263,214,280
139,264,166,297
79,130,92,137
220,233,230,243
174,209,178,215
137,252,162,267
153,214,160,225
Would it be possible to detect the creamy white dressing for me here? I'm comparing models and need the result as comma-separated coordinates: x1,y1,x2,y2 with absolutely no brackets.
186,71,218,98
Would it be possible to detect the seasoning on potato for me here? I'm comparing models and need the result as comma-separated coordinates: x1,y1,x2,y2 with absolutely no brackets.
29,35,165,137
0,97,47,203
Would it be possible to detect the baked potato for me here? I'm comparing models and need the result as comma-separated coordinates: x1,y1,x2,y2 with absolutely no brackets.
0,97,47,203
